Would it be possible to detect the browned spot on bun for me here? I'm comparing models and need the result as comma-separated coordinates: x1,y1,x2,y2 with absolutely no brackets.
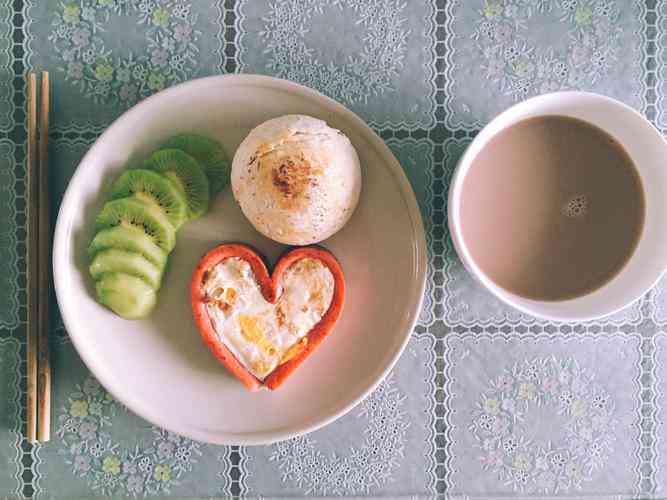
271,157,321,210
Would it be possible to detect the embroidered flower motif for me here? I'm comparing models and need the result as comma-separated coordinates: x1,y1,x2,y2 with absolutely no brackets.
169,54,186,72
114,67,131,83
88,401,103,416
63,5,81,24
496,374,514,391
64,417,81,434
559,390,574,407
269,377,407,495
502,436,518,454
72,28,91,47
73,454,91,473
126,475,144,493
541,377,557,392
470,0,623,104
102,455,121,475
151,49,169,67
94,64,114,82
491,416,509,436
152,7,169,27
82,7,96,22
481,438,494,451
57,377,202,497
483,398,500,415
592,393,608,410
174,24,193,43
138,0,156,13
89,441,105,458
480,449,503,467
138,456,153,473
483,1,503,19
157,441,175,460
478,413,494,431
173,4,190,20
153,464,171,482
471,357,617,492
78,421,98,440
258,0,409,106
55,23,73,39
551,451,567,468
513,453,531,471
175,446,191,463
517,382,536,400
81,48,96,65
70,400,88,418
501,398,516,413
574,5,593,25
562,0,578,12
123,460,137,475
67,62,84,80
571,399,587,417
147,72,166,91
51,1,200,105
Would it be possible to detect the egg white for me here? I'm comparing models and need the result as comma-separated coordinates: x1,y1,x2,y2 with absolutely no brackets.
204,257,334,380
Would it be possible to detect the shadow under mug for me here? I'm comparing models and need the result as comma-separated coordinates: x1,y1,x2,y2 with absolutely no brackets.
448,91,667,322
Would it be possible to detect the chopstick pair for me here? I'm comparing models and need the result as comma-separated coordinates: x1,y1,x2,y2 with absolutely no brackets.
26,72,51,443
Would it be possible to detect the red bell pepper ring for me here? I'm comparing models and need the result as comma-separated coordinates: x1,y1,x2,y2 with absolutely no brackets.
190,243,345,391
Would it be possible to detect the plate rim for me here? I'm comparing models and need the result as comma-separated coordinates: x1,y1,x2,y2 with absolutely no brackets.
53,74,427,445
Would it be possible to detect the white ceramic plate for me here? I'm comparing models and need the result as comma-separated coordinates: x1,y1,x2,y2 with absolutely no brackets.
53,75,427,445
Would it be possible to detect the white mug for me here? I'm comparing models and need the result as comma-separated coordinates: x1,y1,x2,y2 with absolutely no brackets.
448,91,667,322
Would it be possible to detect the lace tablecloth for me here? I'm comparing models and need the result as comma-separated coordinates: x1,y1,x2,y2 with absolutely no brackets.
1,0,665,498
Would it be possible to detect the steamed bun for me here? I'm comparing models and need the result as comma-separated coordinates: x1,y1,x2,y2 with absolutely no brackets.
231,115,362,245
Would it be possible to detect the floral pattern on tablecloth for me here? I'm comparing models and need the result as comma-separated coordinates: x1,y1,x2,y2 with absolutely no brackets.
470,357,617,492
443,332,642,496
236,0,437,128
49,1,201,105
54,376,202,497
241,335,436,497
443,0,645,128
6,0,667,497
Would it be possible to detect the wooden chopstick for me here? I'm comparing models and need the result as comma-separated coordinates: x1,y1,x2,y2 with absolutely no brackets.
26,71,52,443
25,73,38,443
37,71,51,442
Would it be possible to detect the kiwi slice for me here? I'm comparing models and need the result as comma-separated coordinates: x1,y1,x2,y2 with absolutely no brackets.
96,198,176,253
90,248,163,289
163,134,230,196
111,169,188,229
145,149,210,219
96,272,157,320
88,225,167,269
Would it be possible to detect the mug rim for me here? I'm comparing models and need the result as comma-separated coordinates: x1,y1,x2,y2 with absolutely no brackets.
447,91,667,322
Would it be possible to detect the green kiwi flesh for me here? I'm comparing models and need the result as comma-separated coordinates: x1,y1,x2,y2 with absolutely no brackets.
95,272,157,319
111,169,188,229
163,134,230,196
96,197,176,252
89,248,163,289
145,149,210,219
88,225,168,269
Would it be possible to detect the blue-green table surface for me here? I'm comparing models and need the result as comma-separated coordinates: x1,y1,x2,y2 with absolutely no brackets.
1,0,666,498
